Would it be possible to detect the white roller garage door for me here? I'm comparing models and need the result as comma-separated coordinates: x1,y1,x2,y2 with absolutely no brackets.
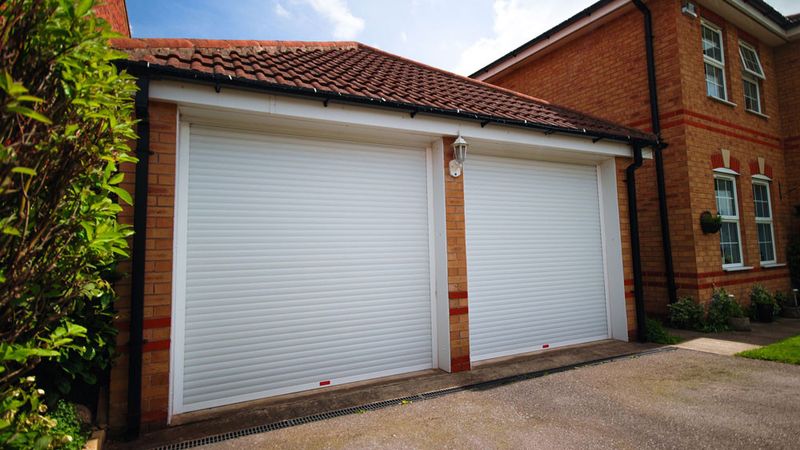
465,154,609,362
175,126,434,413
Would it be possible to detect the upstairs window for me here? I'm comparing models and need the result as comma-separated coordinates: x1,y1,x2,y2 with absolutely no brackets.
739,42,765,79
739,42,765,114
702,23,727,100
715,175,742,267
752,181,776,264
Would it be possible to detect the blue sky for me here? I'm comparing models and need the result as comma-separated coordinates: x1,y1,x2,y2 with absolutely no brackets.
127,0,800,76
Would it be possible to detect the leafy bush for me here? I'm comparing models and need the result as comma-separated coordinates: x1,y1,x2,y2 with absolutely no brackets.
645,318,681,344
705,288,744,332
788,239,800,289
35,281,118,403
667,297,705,330
48,401,88,450
0,0,136,445
749,284,780,318
774,290,796,308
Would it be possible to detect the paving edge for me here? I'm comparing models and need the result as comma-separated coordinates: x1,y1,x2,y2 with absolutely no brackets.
150,346,676,450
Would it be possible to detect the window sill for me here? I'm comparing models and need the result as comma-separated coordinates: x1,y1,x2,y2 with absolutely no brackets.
723,265,754,272
708,96,737,107
746,109,770,119
760,262,786,269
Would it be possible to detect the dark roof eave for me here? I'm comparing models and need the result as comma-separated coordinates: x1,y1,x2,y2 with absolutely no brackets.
117,60,657,148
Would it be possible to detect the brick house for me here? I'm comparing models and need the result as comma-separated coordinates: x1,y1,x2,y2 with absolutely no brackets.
92,1,664,437
472,0,800,317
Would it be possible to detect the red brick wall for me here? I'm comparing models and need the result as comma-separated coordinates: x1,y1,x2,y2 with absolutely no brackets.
443,137,471,372
94,0,131,37
776,41,800,232
110,101,177,433
485,0,794,313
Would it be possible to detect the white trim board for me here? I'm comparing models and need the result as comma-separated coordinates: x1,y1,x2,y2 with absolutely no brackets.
168,113,450,419
149,80,637,161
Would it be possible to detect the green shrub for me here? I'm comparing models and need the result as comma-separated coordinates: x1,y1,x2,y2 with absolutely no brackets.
774,290,796,308
48,401,88,450
749,284,780,318
0,0,136,446
667,297,705,330
645,318,681,344
705,288,744,332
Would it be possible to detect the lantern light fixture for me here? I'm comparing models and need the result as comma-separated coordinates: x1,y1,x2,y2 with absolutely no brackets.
449,134,469,177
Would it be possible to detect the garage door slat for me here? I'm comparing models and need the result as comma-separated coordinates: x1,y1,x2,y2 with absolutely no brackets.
465,154,609,362
177,127,434,413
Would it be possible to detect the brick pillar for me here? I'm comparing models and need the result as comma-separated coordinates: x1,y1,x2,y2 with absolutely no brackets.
109,101,177,433
443,137,470,372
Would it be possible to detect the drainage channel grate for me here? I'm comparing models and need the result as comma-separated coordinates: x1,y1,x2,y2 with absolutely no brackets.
151,347,674,450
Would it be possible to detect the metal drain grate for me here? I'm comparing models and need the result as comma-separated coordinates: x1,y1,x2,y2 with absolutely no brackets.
151,347,674,450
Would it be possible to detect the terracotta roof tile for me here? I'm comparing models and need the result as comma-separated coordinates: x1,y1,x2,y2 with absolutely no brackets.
113,38,654,142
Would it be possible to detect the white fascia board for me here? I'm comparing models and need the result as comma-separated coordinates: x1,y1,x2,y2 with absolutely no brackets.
473,0,630,81
724,0,790,40
149,80,635,159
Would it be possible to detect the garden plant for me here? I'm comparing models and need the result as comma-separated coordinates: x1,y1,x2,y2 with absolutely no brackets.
0,0,136,447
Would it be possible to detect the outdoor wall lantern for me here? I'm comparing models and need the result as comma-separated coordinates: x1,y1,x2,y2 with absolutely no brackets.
449,134,468,177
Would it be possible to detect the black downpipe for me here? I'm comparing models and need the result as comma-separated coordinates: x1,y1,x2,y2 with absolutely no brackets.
634,0,678,304
127,74,150,440
626,143,647,342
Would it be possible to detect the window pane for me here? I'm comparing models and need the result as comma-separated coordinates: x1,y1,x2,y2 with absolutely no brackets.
702,26,723,62
753,184,771,218
715,178,736,216
757,223,775,262
743,78,760,112
739,44,764,77
720,222,741,265
705,63,726,99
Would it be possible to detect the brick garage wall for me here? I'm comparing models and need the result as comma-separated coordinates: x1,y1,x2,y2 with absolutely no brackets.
109,101,177,433
94,0,131,37
442,137,471,372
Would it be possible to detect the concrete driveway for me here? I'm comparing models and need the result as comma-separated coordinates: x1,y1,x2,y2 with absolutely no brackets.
202,349,800,449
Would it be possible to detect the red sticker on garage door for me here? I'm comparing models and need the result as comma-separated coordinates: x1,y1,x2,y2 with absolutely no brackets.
319,380,331,386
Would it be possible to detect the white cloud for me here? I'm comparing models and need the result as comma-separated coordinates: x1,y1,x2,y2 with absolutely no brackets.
300,0,365,40
400,31,408,43
274,2,291,18
453,0,591,76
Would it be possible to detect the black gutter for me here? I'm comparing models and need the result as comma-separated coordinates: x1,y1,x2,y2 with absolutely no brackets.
127,73,150,440
115,60,657,147
633,0,677,305
626,143,647,343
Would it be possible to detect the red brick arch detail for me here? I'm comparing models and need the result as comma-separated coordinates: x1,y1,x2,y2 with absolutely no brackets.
748,160,774,178
710,153,724,169
710,153,740,173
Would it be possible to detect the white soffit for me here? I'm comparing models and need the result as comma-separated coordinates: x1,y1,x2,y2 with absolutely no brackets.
150,80,636,160
698,0,793,45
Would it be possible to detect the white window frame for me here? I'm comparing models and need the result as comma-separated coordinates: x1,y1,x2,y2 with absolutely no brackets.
738,41,765,79
714,173,743,269
752,180,776,265
702,21,728,101
742,73,762,113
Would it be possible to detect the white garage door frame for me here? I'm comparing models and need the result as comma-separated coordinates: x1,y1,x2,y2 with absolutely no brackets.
464,148,628,362
167,114,450,418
